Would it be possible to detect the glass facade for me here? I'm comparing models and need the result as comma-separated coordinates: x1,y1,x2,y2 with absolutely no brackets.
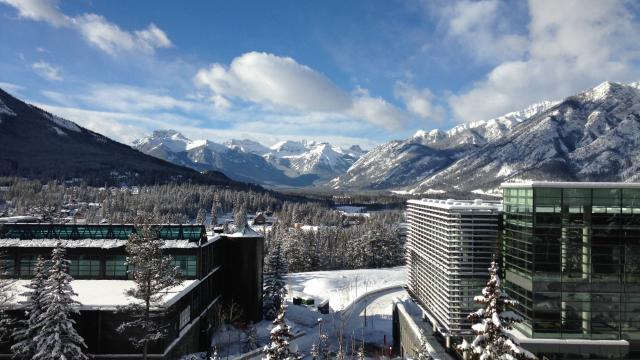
502,185,640,343
172,255,197,278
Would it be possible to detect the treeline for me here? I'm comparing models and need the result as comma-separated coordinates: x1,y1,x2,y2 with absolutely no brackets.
265,212,404,273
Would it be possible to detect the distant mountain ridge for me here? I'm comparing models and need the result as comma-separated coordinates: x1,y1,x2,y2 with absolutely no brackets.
330,81,640,193
0,89,235,186
133,131,366,186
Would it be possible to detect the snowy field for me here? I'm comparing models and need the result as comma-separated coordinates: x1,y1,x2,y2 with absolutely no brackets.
210,267,407,359
286,266,406,311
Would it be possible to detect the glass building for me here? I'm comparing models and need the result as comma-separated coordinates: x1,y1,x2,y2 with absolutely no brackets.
502,182,640,358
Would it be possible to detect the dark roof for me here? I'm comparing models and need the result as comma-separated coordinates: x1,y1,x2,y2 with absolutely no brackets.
0,223,206,241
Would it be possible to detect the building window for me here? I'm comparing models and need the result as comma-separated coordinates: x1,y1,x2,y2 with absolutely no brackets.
105,255,127,278
69,255,100,278
172,255,197,277
179,305,191,330
1,256,15,277
19,255,39,277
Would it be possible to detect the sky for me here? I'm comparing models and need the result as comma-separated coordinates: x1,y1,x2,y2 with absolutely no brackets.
1,0,639,149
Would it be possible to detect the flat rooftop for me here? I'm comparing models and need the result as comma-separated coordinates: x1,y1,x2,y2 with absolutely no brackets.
502,181,640,189
6,279,196,310
407,198,502,211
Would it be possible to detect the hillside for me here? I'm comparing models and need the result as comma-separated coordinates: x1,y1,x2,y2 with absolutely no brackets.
0,88,235,186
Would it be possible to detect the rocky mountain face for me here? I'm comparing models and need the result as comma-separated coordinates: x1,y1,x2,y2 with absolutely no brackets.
133,132,365,186
0,89,234,186
330,81,640,193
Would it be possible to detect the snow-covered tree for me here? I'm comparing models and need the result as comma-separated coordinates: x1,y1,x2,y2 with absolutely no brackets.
211,346,221,360
196,208,206,225
234,204,248,231
33,243,88,360
263,304,300,360
117,225,183,360
310,318,329,360
263,235,288,320
246,323,259,352
414,329,432,360
11,256,47,359
458,259,536,360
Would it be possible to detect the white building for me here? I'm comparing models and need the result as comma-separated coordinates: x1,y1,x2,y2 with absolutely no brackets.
406,198,501,340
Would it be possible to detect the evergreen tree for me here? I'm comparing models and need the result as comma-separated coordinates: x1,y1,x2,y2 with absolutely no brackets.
263,304,300,360
234,204,248,231
196,208,206,225
263,236,288,320
11,256,47,359
458,259,536,360
117,225,183,360
33,243,88,360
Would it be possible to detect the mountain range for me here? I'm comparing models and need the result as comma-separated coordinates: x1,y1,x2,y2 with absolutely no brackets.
330,80,640,194
0,88,234,187
132,131,366,186
2,80,639,194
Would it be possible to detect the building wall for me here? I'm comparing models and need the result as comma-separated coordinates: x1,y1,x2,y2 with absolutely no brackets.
502,185,640,357
406,199,500,335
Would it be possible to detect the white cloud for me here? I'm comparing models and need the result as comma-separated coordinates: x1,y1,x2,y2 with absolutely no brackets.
394,81,445,121
195,52,352,112
1,0,171,55
195,51,411,130
448,0,640,122
440,0,528,63
32,61,62,81
77,84,205,113
349,92,408,130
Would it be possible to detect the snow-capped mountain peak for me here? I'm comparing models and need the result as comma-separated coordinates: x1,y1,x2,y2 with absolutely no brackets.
224,139,270,155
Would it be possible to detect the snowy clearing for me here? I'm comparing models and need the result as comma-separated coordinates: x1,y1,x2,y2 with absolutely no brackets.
287,266,406,311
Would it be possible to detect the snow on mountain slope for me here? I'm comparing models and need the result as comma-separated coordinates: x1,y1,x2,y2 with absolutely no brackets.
224,139,270,155
330,100,557,190
133,129,191,153
135,131,366,184
412,81,640,193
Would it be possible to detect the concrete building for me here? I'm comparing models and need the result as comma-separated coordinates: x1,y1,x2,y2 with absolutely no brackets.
501,182,640,359
0,223,264,360
406,198,501,342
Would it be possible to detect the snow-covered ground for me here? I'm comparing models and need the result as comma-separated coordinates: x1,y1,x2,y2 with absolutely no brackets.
210,267,407,359
287,266,406,311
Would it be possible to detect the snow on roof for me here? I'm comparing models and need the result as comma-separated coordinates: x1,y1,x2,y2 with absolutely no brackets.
6,279,196,310
501,181,640,189
0,239,199,249
408,198,502,211
227,225,262,238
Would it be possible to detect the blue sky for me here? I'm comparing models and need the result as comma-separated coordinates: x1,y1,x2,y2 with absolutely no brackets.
1,0,639,149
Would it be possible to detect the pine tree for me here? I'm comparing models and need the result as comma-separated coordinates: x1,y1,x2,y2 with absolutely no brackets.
11,256,47,359
458,259,537,360
263,237,288,320
33,243,88,360
196,208,206,225
234,204,248,231
263,304,300,360
117,225,183,360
